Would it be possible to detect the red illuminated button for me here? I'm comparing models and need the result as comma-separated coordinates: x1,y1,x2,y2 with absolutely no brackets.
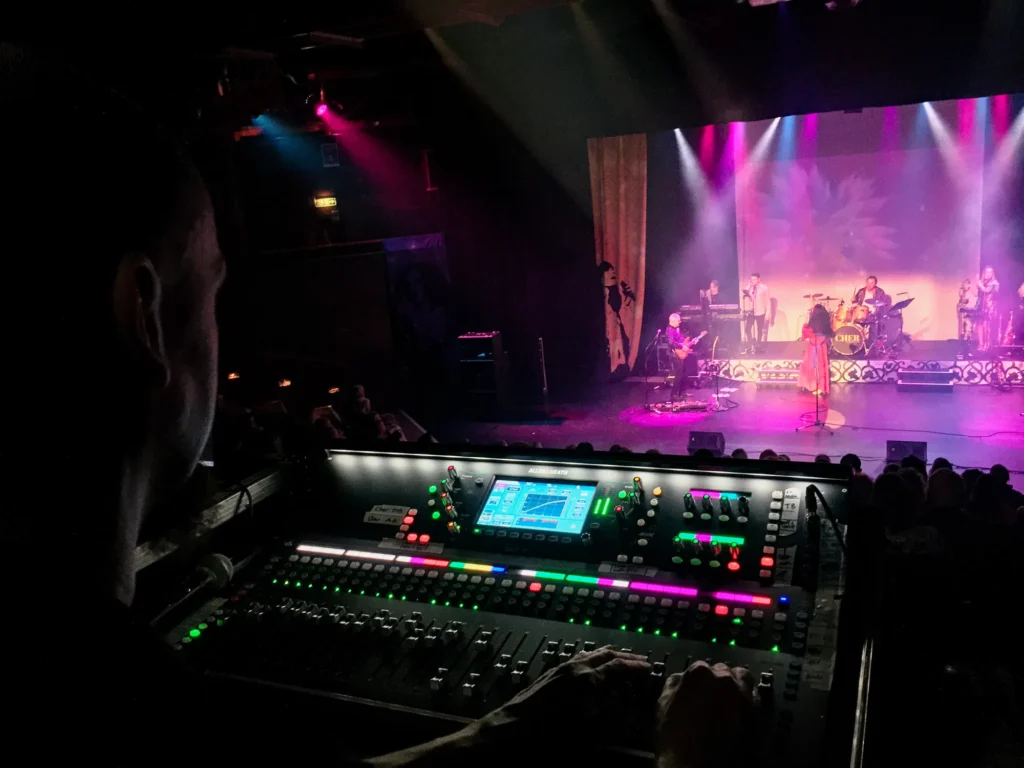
727,561,741,572
406,533,418,543
403,516,415,525
529,582,542,593
714,605,729,616
420,534,431,544
760,556,775,568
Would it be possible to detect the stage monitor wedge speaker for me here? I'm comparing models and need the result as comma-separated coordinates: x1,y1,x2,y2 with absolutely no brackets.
688,431,725,457
886,440,927,464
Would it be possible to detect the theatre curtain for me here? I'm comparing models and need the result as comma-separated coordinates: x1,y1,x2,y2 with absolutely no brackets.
588,134,647,374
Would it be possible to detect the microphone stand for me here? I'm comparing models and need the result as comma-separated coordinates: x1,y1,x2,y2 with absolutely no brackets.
709,337,739,412
643,331,661,412
797,334,834,434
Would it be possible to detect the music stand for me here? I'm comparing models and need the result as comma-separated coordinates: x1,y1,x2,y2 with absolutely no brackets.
797,334,834,434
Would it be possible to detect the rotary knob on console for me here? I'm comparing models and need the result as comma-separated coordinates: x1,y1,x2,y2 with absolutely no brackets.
683,493,696,518
447,465,461,487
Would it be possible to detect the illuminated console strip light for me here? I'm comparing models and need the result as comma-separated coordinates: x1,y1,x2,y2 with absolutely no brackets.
296,544,772,606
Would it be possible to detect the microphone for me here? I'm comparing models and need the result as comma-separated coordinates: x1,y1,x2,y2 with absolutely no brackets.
150,553,234,626
655,328,662,337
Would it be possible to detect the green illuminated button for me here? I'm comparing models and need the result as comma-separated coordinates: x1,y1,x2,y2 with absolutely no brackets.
719,515,730,523
181,636,192,644
709,560,721,568
618,490,628,499
671,556,683,564
216,619,225,627
429,485,438,494
700,513,712,521
188,629,201,638
432,510,441,520
197,623,208,630
690,558,702,566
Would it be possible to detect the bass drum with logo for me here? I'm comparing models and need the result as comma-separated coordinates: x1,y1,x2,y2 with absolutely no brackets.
831,324,866,356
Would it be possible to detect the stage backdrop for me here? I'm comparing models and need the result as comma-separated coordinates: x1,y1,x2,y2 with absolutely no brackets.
623,96,1024,348
736,105,984,341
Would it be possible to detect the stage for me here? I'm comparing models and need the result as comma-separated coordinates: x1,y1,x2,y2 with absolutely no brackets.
691,340,1024,386
441,379,1024,476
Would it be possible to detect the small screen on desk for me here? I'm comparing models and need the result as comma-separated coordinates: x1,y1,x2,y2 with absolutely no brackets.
475,478,597,535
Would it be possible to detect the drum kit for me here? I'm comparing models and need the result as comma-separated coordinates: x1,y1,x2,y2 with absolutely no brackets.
802,292,914,357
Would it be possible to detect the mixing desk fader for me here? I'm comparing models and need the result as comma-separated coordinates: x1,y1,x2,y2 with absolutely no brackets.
162,447,870,764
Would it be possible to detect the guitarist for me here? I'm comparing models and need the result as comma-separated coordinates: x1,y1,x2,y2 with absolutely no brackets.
666,313,701,397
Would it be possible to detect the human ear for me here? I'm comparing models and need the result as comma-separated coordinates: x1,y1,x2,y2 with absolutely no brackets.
113,254,171,388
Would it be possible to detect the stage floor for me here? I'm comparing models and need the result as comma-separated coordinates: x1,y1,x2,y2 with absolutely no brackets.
441,380,1024,476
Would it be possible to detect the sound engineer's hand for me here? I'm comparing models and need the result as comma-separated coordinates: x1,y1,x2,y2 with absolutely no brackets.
369,647,651,765
656,661,757,768
481,645,651,736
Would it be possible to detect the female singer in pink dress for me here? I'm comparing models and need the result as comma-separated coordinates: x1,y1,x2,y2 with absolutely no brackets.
798,304,832,395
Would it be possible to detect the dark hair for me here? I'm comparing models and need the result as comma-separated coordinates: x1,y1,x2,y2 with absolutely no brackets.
808,304,832,336
930,457,952,474
840,453,862,471
759,449,777,460
900,455,927,476
691,448,715,459
814,454,831,463
867,275,878,283
750,272,761,279
598,261,615,274
731,448,748,459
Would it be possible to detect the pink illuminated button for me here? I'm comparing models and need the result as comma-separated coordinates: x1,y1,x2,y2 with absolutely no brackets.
420,534,431,544
529,582,542,593
727,561,741,572
760,556,774,568
714,605,729,616
403,516,415,525
407,533,418,543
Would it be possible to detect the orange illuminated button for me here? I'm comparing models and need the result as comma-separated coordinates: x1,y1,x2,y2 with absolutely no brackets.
727,561,741,572
653,487,663,496
714,605,729,616
760,556,775,568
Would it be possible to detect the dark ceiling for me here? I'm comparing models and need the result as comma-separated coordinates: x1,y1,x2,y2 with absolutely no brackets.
12,0,1024,143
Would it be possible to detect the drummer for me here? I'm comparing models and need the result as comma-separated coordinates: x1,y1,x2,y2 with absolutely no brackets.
852,275,890,308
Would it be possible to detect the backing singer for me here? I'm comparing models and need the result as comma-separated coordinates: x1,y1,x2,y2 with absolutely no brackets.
975,266,1000,352
798,304,832,396
742,273,769,354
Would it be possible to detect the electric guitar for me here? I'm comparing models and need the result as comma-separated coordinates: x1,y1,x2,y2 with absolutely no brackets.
673,330,708,360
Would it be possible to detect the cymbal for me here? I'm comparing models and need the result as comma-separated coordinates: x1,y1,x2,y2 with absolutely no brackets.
801,293,824,299
819,296,839,301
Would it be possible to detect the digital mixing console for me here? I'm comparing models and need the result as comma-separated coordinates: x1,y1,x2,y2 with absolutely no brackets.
161,447,869,764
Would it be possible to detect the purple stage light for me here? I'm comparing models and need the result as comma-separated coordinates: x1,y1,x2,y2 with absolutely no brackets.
316,103,328,117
